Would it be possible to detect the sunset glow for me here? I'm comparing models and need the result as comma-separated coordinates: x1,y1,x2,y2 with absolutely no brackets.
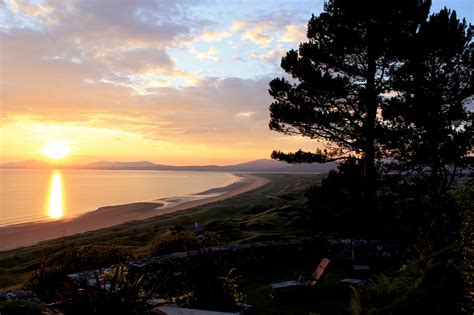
42,142,71,160
0,0,471,165
47,171,64,219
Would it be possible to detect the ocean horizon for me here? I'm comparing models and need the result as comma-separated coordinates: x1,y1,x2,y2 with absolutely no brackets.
0,169,238,227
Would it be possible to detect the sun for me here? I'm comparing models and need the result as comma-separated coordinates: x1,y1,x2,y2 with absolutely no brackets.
42,142,71,160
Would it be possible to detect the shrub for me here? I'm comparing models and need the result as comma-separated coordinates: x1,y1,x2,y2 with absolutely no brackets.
26,245,131,303
350,248,464,314
303,158,367,236
56,265,149,315
171,250,245,313
455,187,474,313
0,299,43,315
46,245,131,272
25,265,70,302
149,231,221,257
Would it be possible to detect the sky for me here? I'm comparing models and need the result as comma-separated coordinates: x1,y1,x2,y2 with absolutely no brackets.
1,0,472,165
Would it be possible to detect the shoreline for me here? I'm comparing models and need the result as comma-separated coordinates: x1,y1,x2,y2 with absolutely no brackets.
0,174,268,251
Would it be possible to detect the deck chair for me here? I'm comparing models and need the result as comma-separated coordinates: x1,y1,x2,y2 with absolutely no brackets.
338,241,370,288
270,258,330,298
351,240,370,272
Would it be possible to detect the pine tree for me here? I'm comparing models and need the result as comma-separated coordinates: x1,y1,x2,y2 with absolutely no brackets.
269,0,431,214
383,8,473,194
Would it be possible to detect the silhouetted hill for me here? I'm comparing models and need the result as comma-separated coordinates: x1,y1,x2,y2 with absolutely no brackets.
226,159,285,171
220,159,337,173
83,161,162,170
0,159,50,169
1,159,337,173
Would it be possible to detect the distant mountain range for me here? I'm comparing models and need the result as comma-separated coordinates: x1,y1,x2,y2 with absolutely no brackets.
0,159,337,173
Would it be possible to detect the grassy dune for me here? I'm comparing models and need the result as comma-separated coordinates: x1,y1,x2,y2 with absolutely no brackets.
0,173,323,288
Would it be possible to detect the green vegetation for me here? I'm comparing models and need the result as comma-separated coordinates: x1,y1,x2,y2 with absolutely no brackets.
349,248,464,314
0,299,43,315
149,230,221,257
169,251,245,312
458,187,474,312
26,264,151,314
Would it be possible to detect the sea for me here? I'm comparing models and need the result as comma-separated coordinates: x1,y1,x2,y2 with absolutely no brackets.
0,169,238,227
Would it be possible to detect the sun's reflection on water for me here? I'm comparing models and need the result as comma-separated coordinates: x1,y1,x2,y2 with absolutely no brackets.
47,170,64,219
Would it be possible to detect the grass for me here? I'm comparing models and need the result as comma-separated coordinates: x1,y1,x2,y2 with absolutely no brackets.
0,299,43,315
0,173,323,289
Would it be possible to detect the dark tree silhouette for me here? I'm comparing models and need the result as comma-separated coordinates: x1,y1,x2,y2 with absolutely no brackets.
268,0,430,214
383,9,473,194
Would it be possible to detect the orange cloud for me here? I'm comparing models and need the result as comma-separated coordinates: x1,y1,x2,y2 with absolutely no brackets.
281,24,307,44
6,0,56,22
237,21,276,46
249,49,286,62
1,1,323,165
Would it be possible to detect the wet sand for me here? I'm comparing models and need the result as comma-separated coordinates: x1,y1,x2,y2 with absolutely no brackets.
0,174,268,251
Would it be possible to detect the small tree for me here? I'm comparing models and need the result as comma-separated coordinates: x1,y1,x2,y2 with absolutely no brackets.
269,0,430,214
383,9,473,195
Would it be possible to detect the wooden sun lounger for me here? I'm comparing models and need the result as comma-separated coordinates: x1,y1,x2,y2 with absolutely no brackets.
270,258,330,298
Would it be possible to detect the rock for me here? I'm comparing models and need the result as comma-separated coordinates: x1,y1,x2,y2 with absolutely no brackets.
0,289,37,301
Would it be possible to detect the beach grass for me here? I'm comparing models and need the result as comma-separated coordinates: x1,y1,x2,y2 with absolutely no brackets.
0,173,323,288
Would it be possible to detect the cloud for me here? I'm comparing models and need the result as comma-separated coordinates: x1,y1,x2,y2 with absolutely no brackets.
3,0,60,26
231,20,248,31
1,0,214,97
194,46,220,62
235,112,255,118
1,1,322,163
249,49,286,62
231,11,311,49
7,0,54,17
104,49,175,73
281,24,307,44
233,20,276,46
196,30,232,41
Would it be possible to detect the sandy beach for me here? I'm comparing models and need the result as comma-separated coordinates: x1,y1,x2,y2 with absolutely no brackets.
0,174,268,251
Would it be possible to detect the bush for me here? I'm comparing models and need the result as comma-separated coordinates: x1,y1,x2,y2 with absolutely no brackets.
25,265,69,302
171,250,244,313
350,248,464,314
26,245,131,302
27,264,151,314
303,158,366,236
46,245,131,272
56,265,149,315
455,187,474,313
0,299,43,315
149,231,221,257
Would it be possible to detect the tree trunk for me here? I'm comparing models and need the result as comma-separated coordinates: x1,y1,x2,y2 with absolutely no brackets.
364,28,378,219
